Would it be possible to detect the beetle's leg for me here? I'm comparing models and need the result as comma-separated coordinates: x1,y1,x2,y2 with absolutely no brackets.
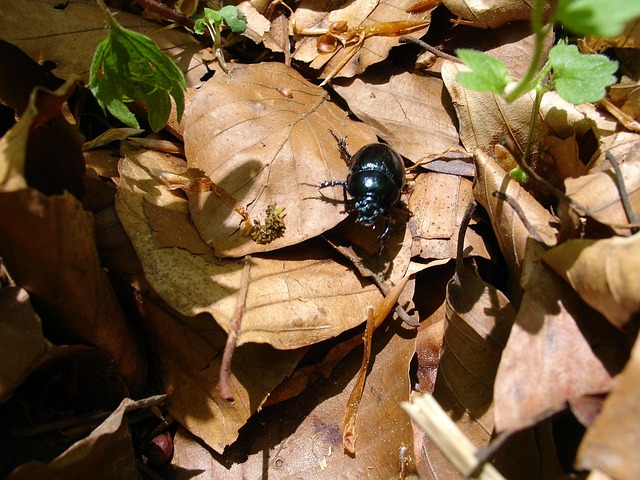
329,130,352,163
318,180,347,189
378,215,396,254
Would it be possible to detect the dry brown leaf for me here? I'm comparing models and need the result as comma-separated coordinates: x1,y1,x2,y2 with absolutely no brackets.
0,0,208,87
562,154,640,235
171,315,417,477
543,234,640,331
608,77,640,124
332,63,460,161
421,265,563,479
409,173,490,260
442,0,551,29
472,150,557,284
494,249,629,433
576,336,640,480
141,298,306,453
183,62,379,257
0,79,146,393
441,61,617,160
0,287,52,403
581,19,640,52
291,0,431,81
7,396,165,480
116,145,385,349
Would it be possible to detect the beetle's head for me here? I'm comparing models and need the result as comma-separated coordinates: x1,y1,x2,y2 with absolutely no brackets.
353,196,382,226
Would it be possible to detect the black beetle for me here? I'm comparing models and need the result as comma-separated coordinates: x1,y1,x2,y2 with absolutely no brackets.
319,133,406,252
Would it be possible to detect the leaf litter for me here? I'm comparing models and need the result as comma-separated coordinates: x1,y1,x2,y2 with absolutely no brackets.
1,0,640,479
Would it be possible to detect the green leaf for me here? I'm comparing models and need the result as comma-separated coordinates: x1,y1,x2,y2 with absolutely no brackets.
549,43,618,104
203,7,223,26
219,5,247,33
90,6,186,131
455,49,513,94
193,17,206,35
555,0,640,37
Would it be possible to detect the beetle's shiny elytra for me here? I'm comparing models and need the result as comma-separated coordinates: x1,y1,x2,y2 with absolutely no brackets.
319,134,406,251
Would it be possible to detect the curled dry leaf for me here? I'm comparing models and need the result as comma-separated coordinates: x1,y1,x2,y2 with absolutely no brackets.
442,0,551,29
332,64,460,162
0,78,146,393
7,396,165,480
183,62,378,257
543,234,640,331
0,287,52,403
563,156,640,235
291,0,431,81
494,247,629,433
116,145,385,349
472,150,557,284
576,336,640,480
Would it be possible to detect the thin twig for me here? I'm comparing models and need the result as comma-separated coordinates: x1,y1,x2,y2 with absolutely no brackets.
606,151,639,233
455,200,476,275
219,256,252,401
399,36,461,63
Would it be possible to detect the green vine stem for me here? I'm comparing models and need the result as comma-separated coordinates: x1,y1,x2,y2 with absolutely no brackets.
504,0,550,103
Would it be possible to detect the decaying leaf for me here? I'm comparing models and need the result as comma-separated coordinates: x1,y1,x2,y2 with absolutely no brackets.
563,155,640,235
442,61,617,163
543,233,640,331
472,150,557,284
171,312,417,477
408,172,490,260
443,0,551,29
7,396,165,480
494,248,629,433
116,144,385,349
291,0,431,81
332,63,460,162
183,62,379,257
0,0,208,87
0,287,52,403
576,336,640,480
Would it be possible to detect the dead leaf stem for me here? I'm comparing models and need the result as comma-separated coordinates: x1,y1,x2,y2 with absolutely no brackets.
492,191,546,245
219,256,252,401
399,35,461,63
500,137,640,231
606,151,639,233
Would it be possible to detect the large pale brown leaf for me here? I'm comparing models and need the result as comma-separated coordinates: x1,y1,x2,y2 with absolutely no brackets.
576,336,640,480
184,62,379,257
116,145,385,349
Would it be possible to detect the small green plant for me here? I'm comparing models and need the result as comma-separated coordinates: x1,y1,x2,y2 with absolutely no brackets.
90,0,186,132
193,6,247,73
455,0,639,180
